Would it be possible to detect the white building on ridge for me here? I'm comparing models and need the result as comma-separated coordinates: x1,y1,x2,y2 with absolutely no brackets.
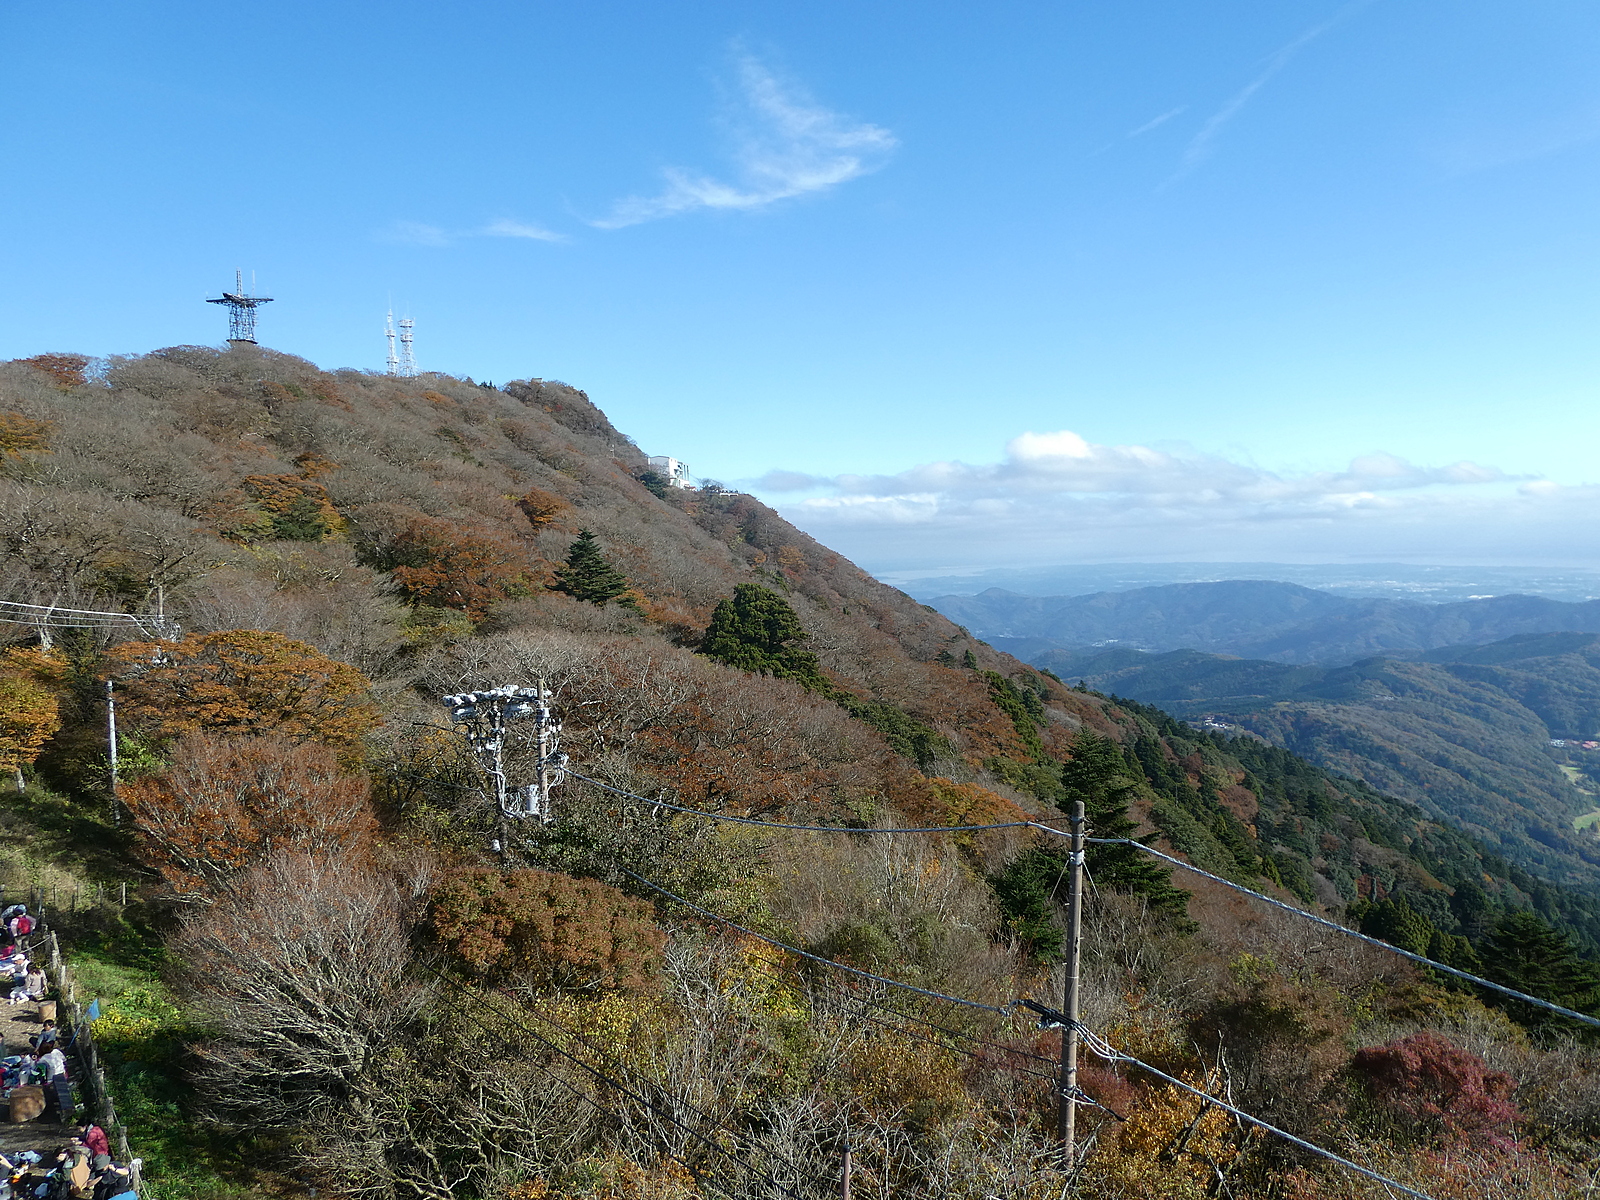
647,456,692,488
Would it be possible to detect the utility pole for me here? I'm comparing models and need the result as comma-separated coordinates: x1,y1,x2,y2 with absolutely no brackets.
104,681,118,799
840,1138,851,1200
1060,800,1086,1166
443,682,566,853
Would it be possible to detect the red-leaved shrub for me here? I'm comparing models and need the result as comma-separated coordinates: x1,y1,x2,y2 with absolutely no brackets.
1351,1032,1521,1151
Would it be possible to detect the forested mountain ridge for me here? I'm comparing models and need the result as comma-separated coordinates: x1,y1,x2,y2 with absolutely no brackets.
2,345,1598,1199
1039,633,1600,895
933,579,1600,665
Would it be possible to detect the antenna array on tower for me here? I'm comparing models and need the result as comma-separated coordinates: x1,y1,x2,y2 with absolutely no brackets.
207,270,274,344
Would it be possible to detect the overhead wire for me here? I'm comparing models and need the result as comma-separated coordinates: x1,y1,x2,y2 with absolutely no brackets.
617,867,1009,1015
748,957,1060,1071
1075,1025,1436,1200
564,768,1600,1031
511,995,822,1188
534,722,1585,1193
566,768,1054,835
415,957,811,1200
620,871,1422,1194
1077,837,1600,1031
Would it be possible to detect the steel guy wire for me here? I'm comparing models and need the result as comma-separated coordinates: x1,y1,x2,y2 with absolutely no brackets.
1075,1025,1437,1200
1074,837,1600,1031
618,867,1010,1015
416,958,807,1200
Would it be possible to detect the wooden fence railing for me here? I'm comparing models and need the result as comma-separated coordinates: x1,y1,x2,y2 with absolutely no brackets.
34,909,144,1192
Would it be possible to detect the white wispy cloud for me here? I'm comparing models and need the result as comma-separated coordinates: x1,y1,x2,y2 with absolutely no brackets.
377,218,566,247
380,220,454,247
593,53,897,229
1128,107,1187,138
1167,3,1366,184
755,430,1575,572
481,219,565,242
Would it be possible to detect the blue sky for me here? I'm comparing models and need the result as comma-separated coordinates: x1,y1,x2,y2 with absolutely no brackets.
4,2,1600,572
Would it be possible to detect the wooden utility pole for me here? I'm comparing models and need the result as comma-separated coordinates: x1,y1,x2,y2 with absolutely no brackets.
1059,800,1086,1166
840,1138,852,1200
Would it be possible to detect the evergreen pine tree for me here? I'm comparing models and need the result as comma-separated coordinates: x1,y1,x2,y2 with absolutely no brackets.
551,530,637,609
1479,909,1600,1038
700,584,828,692
1062,727,1189,917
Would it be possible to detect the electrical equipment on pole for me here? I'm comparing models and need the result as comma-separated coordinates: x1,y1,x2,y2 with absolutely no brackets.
385,310,399,376
442,681,566,835
397,315,417,377
207,270,274,343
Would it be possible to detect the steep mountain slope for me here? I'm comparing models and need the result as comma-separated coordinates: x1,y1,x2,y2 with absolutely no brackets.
5,346,1600,1198
934,580,1600,665
1037,634,1600,891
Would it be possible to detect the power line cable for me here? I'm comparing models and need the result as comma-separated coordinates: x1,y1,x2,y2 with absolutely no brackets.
1077,837,1600,1032
618,868,1009,1015
566,770,1600,1035
416,958,810,1200
1074,1025,1436,1200
513,995,822,1187
567,768,1053,835
568,770,1600,1031
750,957,1060,1071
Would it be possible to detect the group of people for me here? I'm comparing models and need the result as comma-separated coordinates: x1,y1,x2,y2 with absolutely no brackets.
0,1126,135,1200
3,1020,67,1091
0,908,42,1006
0,907,136,1199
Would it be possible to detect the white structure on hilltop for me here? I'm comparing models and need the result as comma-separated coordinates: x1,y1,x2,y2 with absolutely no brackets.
647,456,692,488
385,311,399,376
397,316,417,377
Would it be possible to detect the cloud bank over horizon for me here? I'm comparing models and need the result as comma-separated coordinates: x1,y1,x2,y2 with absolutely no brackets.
755,430,1594,573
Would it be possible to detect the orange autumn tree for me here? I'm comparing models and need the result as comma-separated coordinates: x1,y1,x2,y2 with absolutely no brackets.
382,516,541,621
122,732,377,901
428,868,665,991
0,649,66,790
14,353,89,390
0,413,52,458
108,630,379,754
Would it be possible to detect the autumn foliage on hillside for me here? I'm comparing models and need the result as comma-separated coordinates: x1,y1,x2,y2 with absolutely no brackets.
2,344,1599,1199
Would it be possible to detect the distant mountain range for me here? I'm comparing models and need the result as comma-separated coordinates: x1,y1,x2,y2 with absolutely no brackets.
1034,631,1600,890
929,580,1600,666
897,561,1600,605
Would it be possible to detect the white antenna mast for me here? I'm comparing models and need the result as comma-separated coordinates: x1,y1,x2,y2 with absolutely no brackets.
385,310,399,376
397,314,416,378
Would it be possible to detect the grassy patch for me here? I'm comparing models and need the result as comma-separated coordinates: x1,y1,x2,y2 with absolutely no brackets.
71,929,272,1199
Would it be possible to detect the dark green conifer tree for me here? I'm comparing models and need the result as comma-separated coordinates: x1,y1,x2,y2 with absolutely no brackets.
551,530,637,609
700,584,827,692
1063,727,1189,917
1479,909,1600,1037
1353,895,1435,957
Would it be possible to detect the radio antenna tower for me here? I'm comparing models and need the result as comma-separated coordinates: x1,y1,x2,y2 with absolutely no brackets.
397,315,417,377
207,270,273,344
385,310,399,376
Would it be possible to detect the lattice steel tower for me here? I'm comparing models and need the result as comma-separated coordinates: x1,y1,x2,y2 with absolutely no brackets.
397,315,416,377
385,310,399,375
207,270,273,343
